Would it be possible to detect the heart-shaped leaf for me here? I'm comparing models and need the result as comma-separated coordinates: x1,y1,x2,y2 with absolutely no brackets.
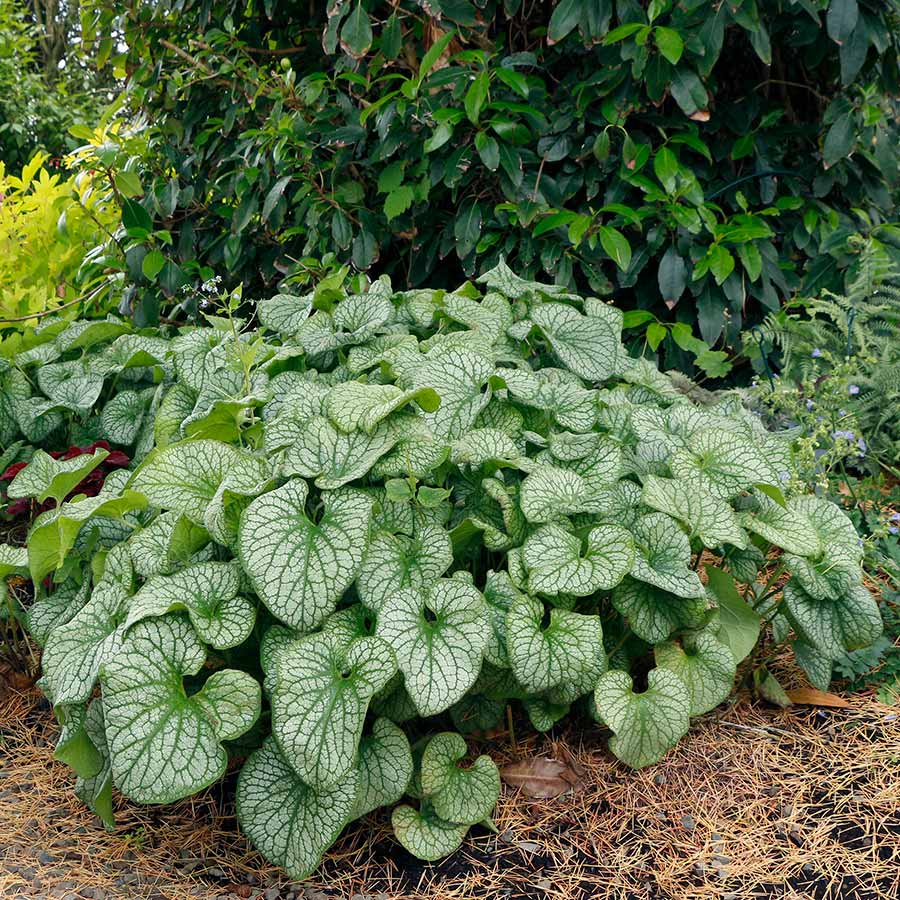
237,737,360,881
238,479,373,631
132,439,269,524
610,576,709,644
641,474,747,549
27,489,147,584
391,802,468,862
101,615,260,803
326,382,440,433
271,632,396,788
594,668,691,768
411,348,494,439
506,593,604,693
782,579,882,658
420,732,500,825
630,513,705,598
671,431,779,499
353,717,413,819
377,578,489,716
125,561,255,649
41,581,129,705
7,447,109,505
356,523,452,612
532,302,621,382
738,492,821,557
523,523,634,595
282,416,398,488
655,629,736,715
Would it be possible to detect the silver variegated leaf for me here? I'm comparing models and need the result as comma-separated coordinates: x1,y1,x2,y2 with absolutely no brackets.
101,615,260,804
237,737,360,880
523,523,634,596
238,479,373,631
377,579,489,716
594,668,691,768
124,561,255,649
420,732,500,825
271,632,396,789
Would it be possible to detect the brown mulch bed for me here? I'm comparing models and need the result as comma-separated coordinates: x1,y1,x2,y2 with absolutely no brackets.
1,675,898,900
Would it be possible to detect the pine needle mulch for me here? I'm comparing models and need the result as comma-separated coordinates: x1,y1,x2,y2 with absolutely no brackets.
1,679,898,900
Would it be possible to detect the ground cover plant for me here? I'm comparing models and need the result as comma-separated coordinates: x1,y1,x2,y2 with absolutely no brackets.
0,265,883,880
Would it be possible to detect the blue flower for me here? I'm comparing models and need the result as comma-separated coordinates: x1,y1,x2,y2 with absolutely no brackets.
857,437,867,453
805,399,814,411
890,526,899,535
891,512,900,523
811,348,822,358
848,384,860,396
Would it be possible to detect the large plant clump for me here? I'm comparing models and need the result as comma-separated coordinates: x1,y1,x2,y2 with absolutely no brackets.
0,264,882,879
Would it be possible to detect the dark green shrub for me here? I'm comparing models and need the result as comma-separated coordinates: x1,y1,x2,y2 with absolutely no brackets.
80,0,900,364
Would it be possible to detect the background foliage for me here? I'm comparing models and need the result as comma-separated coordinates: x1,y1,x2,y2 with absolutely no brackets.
0,0,114,170
75,0,900,367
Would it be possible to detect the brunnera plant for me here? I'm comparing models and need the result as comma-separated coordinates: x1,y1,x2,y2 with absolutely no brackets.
0,264,883,879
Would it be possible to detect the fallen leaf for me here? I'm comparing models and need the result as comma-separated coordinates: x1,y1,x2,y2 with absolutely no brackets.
786,687,850,708
500,756,587,799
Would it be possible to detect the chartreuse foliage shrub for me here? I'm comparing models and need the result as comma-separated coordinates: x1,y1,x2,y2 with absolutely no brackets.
0,154,119,324
0,264,883,878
